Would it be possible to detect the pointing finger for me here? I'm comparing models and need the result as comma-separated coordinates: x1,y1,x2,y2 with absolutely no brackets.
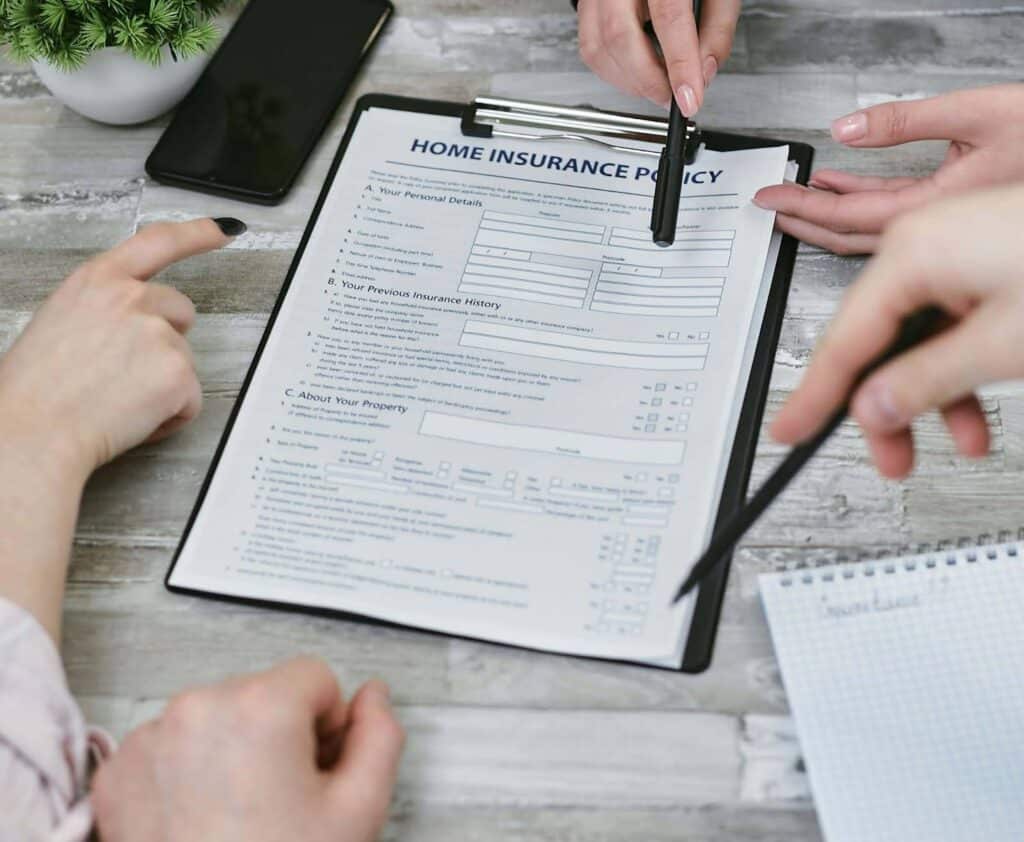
87,218,243,282
649,0,703,116
830,94,985,148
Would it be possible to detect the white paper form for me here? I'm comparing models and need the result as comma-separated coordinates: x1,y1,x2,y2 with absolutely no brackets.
170,107,789,665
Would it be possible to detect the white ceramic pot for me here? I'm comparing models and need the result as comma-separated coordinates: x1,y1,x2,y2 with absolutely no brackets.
32,46,210,125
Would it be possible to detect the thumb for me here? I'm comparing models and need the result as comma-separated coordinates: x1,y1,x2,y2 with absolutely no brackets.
850,311,1002,435
327,680,405,837
830,94,983,148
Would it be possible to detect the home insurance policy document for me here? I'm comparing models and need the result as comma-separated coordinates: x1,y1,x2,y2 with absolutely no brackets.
170,104,789,667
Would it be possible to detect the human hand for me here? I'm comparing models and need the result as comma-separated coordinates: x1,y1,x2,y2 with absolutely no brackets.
576,0,739,115
92,658,405,842
0,218,239,484
771,184,1024,478
753,84,1024,254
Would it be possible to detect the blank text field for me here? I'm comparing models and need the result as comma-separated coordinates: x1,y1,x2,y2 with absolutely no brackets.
419,411,686,465
460,320,708,371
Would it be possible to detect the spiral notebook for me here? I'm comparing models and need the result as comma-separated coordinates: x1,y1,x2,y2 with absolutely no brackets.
760,534,1024,842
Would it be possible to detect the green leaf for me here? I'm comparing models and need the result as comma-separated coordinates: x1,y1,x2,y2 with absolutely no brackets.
1,0,237,66
39,0,69,33
111,12,146,49
76,14,106,48
146,0,177,32
6,0,35,28
169,15,214,56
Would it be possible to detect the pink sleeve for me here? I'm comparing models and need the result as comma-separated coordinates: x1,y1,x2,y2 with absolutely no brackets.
0,598,114,842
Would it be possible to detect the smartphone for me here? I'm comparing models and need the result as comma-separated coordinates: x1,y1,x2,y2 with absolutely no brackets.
146,0,393,204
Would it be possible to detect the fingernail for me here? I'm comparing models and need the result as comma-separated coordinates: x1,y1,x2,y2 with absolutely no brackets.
676,83,699,118
702,55,718,87
831,111,868,143
213,217,247,237
752,190,776,210
808,178,827,190
853,379,904,432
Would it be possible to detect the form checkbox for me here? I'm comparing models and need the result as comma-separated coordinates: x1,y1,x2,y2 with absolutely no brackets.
668,331,680,340
652,398,662,407
645,423,656,432
655,383,666,392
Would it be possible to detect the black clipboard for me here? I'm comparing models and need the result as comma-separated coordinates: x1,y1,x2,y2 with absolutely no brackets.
166,93,813,673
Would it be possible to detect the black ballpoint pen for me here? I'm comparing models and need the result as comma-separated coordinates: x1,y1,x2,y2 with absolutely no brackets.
671,307,944,604
651,0,702,247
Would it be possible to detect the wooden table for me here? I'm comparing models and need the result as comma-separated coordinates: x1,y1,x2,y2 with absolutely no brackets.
4,2,1023,838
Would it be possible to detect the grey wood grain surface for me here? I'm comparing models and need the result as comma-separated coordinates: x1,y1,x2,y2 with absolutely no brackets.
3,1,1024,838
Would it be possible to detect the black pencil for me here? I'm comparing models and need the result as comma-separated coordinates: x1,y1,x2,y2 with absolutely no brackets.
672,307,945,604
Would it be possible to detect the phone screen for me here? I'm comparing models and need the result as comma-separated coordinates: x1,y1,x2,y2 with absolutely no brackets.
146,0,392,203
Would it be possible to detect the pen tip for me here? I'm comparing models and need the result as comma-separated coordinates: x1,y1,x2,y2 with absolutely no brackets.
672,578,697,604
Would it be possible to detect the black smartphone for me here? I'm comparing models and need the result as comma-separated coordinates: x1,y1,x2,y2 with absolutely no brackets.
146,0,393,204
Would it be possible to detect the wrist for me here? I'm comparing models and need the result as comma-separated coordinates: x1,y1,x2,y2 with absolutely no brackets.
0,405,93,495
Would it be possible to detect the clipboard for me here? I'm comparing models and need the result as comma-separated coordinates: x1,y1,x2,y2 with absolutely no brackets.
166,93,813,673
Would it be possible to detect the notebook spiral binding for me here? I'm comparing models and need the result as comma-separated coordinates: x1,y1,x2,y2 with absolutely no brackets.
777,527,1024,587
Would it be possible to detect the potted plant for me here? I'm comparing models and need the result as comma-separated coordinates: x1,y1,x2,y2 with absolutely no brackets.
0,0,233,125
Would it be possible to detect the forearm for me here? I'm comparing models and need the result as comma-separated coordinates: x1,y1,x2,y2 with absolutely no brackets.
0,429,86,645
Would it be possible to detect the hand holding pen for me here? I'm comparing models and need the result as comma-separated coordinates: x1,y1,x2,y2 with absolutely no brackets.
674,183,1024,600
575,0,738,116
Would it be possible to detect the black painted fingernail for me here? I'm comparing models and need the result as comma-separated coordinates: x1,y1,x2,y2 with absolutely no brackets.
213,217,247,237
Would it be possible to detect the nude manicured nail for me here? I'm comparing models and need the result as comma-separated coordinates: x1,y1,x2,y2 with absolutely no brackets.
853,380,904,432
676,84,699,117
831,111,868,143
702,55,718,87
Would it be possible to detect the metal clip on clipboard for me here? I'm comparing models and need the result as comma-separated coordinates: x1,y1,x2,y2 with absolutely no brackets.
460,95,700,162
461,96,701,243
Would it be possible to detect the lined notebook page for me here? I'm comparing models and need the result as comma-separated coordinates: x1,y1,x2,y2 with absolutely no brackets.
760,541,1024,842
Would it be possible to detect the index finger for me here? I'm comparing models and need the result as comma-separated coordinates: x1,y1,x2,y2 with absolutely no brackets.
85,218,242,282
831,91,990,149
770,236,930,444
649,0,704,116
